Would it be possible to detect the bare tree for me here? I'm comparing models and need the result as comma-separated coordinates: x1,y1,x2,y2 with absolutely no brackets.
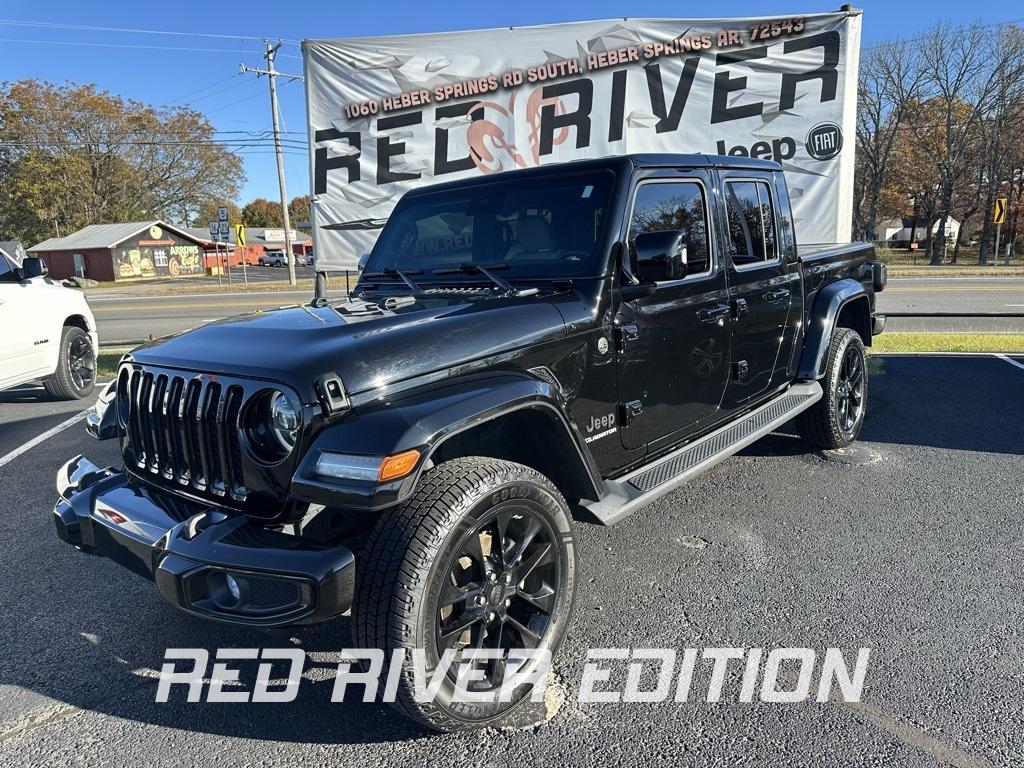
854,41,922,241
974,25,1024,263
906,22,1024,264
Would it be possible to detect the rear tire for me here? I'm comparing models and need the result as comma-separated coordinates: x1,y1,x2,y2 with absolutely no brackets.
43,325,96,400
353,457,577,732
796,327,867,449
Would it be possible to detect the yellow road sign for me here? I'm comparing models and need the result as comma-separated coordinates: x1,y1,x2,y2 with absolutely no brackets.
235,224,247,246
993,198,1007,225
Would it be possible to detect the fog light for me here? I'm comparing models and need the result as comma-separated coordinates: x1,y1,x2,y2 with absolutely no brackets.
225,573,242,601
208,570,249,610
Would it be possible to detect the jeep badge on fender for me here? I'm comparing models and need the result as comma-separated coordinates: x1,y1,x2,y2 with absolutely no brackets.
53,154,884,733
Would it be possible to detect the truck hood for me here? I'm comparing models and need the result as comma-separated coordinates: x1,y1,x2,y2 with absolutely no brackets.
128,294,568,401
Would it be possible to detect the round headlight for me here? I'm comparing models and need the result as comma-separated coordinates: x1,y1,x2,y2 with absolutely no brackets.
270,391,300,451
244,389,301,463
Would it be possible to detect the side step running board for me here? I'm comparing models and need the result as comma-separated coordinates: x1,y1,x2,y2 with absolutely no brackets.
582,381,822,526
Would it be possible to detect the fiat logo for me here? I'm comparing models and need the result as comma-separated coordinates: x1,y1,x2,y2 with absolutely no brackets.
806,123,843,161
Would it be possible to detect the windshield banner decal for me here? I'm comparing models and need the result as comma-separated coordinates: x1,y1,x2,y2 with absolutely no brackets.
304,12,861,270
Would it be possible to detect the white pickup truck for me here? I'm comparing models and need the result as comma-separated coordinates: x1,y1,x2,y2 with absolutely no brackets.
0,242,99,400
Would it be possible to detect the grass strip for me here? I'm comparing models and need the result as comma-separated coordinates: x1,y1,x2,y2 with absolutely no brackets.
871,332,1024,354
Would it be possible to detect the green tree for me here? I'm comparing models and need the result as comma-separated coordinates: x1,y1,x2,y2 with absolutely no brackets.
240,197,283,228
288,194,311,228
0,79,245,246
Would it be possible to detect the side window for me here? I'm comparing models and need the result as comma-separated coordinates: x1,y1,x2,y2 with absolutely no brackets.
724,180,778,267
0,256,17,283
628,181,710,279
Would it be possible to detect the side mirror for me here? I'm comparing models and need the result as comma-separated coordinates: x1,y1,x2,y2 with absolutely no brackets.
357,252,370,271
634,230,687,283
21,256,47,280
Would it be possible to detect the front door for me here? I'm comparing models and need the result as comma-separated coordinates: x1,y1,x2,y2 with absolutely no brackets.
718,172,794,404
0,278,48,389
616,172,731,451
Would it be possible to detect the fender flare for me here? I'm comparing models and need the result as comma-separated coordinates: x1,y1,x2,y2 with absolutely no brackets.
291,372,603,511
798,279,871,380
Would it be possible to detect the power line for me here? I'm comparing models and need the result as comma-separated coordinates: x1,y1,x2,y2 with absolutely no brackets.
0,138,308,148
204,88,273,115
0,36,264,54
163,74,243,106
0,19,299,45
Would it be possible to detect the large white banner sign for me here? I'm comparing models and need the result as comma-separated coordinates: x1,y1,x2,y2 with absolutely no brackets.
304,12,861,270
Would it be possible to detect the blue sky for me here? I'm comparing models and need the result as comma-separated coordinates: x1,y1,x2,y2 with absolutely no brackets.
0,0,1013,206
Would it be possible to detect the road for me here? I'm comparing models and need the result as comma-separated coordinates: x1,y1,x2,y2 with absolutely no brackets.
879,277,1024,332
86,277,1024,345
0,354,1022,767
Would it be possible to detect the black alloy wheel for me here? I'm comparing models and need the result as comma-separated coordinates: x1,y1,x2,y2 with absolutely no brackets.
44,325,96,400
436,504,560,693
835,343,865,433
796,327,868,449
354,456,577,732
67,333,95,392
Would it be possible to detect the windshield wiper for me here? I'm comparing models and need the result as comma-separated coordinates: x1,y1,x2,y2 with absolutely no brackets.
361,267,423,292
432,263,537,297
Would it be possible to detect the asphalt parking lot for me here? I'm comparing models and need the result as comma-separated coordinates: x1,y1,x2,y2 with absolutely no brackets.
0,354,1021,767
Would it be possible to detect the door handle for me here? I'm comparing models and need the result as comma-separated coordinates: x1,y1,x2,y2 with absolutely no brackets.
698,304,731,324
764,288,790,303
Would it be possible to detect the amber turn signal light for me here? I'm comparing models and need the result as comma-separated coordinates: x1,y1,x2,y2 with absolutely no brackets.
378,449,421,482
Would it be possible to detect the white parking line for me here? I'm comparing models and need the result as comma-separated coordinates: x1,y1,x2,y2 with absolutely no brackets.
0,410,89,469
994,353,1024,371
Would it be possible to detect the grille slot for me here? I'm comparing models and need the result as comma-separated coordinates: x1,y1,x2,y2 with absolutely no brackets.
120,370,248,503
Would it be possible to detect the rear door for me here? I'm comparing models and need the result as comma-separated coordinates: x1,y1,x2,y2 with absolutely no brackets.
718,171,795,405
616,170,731,452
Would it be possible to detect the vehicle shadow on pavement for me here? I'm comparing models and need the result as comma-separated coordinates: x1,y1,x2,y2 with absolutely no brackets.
0,384,59,404
855,354,1022,455
742,355,1023,457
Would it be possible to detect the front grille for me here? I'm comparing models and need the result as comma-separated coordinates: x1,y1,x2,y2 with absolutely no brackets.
119,367,247,501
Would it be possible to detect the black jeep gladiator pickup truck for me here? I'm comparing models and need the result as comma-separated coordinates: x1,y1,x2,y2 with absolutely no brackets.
54,154,885,731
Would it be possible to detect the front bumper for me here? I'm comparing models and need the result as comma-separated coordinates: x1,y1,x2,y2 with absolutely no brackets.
53,456,354,628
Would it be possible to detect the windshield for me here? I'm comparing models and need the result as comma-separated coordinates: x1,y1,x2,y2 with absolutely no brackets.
363,170,616,280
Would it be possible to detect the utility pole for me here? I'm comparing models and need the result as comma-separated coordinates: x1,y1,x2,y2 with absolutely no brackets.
241,42,304,287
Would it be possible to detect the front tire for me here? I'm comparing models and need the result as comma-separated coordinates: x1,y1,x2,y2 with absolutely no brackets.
43,325,96,400
353,457,577,732
796,327,867,449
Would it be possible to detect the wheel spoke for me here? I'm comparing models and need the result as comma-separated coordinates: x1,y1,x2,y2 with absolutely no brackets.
439,577,480,608
504,614,542,649
480,623,508,687
507,516,543,568
515,583,555,615
463,530,493,576
493,508,517,567
512,542,554,584
849,354,861,376
439,609,482,646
